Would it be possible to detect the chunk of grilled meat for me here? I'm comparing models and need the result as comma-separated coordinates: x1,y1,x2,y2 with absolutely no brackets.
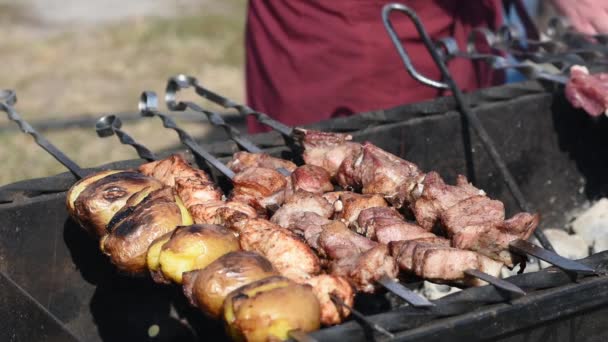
412,172,484,231
389,238,503,286
100,187,191,274
337,142,424,208
317,221,377,260
304,275,354,326
189,200,258,226
232,218,321,282
291,164,334,194
139,154,212,186
329,244,398,293
271,191,333,228
67,170,164,238
227,151,297,174
442,196,538,266
357,207,435,244
333,192,387,227
230,167,289,214
138,154,223,209
298,129,362,178
274,212,332,251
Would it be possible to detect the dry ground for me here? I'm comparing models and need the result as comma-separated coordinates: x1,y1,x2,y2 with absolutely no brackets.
0,0,246,185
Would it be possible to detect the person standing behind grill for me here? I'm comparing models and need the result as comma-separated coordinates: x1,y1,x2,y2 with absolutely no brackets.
245,0,608,133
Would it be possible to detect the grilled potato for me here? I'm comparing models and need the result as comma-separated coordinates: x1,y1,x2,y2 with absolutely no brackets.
156,224,240,284
182,251,278,318
100,186,191,274
67,170,164,237
223,276,321,342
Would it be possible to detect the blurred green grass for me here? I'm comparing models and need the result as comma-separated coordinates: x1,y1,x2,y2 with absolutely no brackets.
0,0,247,185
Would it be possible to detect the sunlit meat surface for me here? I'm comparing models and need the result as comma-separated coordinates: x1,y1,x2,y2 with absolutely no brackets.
291,164,334,194
565,65,608,117
333,192,387,227
298,129,362,178
330,244,398,293
357,207,435,243
189,200,258,225
226,151,297,173
271,191,333,229
230,167,289,214
232,218,321,282
338,142,424,208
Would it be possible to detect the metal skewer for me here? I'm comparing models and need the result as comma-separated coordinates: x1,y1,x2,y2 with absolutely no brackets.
329,293,395,339
95,114,157,162
0,89,87,179
382,2,597,277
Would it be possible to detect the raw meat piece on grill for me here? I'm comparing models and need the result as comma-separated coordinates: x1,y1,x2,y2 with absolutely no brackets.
329,244,398,293
298,129,362,178
338,142,424,208
230,167,289,213
412,172,485,230
291,164,334,194
227,151,297,173
357,207,435,244
565,65,608,117
189,200,258,225
232,218,321,282
333,192,388,227
271,191,334,229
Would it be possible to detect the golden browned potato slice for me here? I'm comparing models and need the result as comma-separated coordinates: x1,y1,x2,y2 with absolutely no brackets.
182,251,278,318
223,276,321,342
157,224,240,284
68,170,164,237
101,187,189,274
146,232,173,284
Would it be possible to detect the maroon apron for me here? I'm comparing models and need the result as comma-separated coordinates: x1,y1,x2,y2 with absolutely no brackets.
245,0,502,132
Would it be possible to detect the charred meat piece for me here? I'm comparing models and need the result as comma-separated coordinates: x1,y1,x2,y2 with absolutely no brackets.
174,176,222,209
339,142,423,208
298,129,362,178
330,244,398,293
304,275,354,326
357,207,435,244
334,192,387,227
318,221,377,260
227,151,297,174
565,65,608,117
412,172,483,230
101,187,190,274
68,170,164,238
291,164,334,194
230,167,289,214
271,191,333,228
232,218,321,282
189,200,258,226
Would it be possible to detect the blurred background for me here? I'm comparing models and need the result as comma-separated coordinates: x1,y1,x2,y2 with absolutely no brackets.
0,0,246,185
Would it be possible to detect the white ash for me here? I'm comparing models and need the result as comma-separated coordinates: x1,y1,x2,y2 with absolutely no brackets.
419,281,462,301
538,229,589,268
571,198,608,254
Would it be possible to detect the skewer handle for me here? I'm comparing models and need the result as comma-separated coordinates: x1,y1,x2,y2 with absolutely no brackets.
329,293,394,339
378,275,435,308
463,269,526,298
165,75,263,153
510,239,596,276
95,115,157,161
0,89,87,179
165,74,293,137
138,91,236,179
